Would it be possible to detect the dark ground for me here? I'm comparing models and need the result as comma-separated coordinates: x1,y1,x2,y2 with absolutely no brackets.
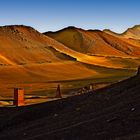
0,73,140,140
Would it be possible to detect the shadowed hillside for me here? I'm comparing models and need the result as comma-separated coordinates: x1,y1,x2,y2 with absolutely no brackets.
0,71,140,139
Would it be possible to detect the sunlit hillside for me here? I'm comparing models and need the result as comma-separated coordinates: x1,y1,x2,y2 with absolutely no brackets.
0,25,139,102
45,26,140,57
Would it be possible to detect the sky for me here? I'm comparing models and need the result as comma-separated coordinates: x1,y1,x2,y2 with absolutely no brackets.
0,0,140,33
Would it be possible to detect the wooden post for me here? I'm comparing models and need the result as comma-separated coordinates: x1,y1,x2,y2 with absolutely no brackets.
55,84,62,98
13,88,24,106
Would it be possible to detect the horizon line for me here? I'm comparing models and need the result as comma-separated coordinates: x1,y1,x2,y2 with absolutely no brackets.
0,23,140,34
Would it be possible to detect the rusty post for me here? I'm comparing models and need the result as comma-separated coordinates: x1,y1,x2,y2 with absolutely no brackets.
13,88,24,106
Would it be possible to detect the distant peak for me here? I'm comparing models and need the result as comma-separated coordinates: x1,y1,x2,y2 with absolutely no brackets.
128,24,140,29
124,24,140,33
0,25,41,35
0,24,33,29
88,29,102,32
121,24,140,39
58,26,79,32
103,29,122,36
65,26,77,29
103,29,112,32
44,26,83,34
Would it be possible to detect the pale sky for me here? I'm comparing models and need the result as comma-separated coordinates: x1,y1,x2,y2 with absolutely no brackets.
0,0,140,33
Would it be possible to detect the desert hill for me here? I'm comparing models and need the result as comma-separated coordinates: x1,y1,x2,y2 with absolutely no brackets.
0,25,76,65
104,25,140,47
45,26,140,57
0,25,102,96
121,25,140,39
0,25,133,69
0,71,140,139
0,25,140,138
104,25,140,39
0,25,139,99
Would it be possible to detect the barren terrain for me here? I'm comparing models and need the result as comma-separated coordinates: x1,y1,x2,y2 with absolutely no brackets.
0,72,140,139
0,25,140,105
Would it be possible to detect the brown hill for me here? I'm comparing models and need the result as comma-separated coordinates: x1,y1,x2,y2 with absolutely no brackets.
0,71,140,139
0,25,75,65
104,25,140,47
0,25,102,96
104,25,140,39
0,25,139,98
0,25,125,68
122,25,140,39
45,26,140,57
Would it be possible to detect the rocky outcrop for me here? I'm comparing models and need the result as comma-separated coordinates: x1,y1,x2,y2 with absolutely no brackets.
137,66,140,75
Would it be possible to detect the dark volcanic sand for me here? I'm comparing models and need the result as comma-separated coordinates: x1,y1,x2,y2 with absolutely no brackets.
0,75,140,140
